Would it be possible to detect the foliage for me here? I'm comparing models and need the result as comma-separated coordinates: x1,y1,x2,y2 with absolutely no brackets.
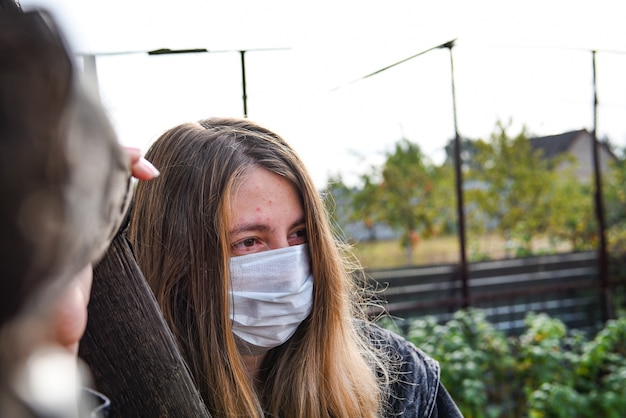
394,309,514,418
321,173,354,240
604,151,626,256
603,148,626,229
381,309,626,418
350,138,456,261
606,222,626,257
543,174,596,252
464,122,550,253
322,121,622,262
351,169,386,240
521,314,626,418
378,139,448,239
464,121,596,256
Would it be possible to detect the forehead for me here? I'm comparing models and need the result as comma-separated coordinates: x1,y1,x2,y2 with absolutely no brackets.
228,167,303,223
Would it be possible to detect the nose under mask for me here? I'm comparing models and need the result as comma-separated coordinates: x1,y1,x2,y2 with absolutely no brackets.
229,244,314,355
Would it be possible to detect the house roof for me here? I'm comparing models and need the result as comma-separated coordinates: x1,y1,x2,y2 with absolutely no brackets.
529,129,589,159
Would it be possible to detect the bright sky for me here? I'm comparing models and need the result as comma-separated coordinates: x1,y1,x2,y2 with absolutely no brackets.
19,0,626,187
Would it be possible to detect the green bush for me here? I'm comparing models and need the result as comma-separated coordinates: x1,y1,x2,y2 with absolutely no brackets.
380,310,626,418
404,309,514,418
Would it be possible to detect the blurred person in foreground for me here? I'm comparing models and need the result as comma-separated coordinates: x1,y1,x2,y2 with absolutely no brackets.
0,3,159,416
129,117,464,417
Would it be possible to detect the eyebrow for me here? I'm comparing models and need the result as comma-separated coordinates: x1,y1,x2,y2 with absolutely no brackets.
229,217,306,236
229,223,269,236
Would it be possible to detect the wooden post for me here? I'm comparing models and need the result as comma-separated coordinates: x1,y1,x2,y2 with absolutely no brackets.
79,235,211,417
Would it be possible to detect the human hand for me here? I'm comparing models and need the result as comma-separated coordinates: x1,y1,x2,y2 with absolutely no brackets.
124,147,160,180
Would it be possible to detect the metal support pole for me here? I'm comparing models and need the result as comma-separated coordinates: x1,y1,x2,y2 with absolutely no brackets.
591,50,613,322
82,54,100,102
240,50,248,118
443,41,470,308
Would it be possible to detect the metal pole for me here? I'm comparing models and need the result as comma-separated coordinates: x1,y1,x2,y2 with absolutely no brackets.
591,50,612,321
240,50,248,118
82,54,100,102
443,41,470,308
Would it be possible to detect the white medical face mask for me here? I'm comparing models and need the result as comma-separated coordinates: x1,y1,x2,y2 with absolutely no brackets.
229,244,314,355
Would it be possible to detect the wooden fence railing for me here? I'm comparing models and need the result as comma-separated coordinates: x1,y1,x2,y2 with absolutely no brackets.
367,251,624,335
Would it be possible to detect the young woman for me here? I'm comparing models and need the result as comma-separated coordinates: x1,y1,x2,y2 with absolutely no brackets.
129,117,463,418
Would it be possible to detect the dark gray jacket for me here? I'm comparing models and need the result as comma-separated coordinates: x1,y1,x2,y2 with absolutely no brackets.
367,323,464,418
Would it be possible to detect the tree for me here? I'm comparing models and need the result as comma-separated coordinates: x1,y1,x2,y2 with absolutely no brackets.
353,138,453,262
350,169,385,241
465,121,594,256
321,174,353,241
602,148,626,255
545,169,596,251
603,147,626,227
465,123,550,254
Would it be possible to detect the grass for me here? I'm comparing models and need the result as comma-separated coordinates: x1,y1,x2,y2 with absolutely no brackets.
352,235,461,269
351,234,573,269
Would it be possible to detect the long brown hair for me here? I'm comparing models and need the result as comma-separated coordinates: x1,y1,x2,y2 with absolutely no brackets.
129,117,387,417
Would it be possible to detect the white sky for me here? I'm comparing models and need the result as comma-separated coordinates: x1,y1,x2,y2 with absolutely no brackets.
20,0,626,187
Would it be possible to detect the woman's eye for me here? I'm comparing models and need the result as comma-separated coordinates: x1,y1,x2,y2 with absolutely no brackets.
232,237,260,252
242,238,256,247
289,228,307,244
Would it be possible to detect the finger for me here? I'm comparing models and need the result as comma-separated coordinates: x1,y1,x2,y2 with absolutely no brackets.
124,146,142,165
131,157,160,180
123,146,160,180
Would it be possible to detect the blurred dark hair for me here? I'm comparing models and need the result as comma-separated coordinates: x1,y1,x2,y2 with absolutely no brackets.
0,9,130,327
0,0,22,14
